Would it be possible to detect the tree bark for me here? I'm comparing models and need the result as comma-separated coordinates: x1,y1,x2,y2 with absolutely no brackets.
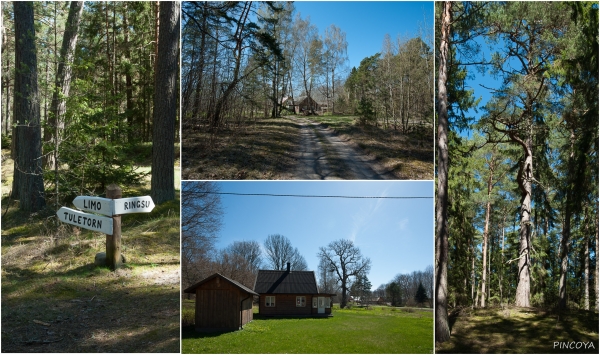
480,161,494,308
11,2,46,212
594,204,598,312
559,128,576,310
435,0,451,344
584,216,589,310
151,1,179,205
122,2,134,142
48,1,83,208
514,134,533,308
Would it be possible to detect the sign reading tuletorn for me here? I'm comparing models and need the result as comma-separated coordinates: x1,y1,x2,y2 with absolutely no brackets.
57,206,113,234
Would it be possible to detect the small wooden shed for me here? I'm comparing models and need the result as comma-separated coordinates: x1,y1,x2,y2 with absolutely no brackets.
183,273,258,332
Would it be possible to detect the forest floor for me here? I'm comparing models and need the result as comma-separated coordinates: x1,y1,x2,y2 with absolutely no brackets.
182,117,299,180
181,115,432,180
436,307,599,354
0,146,181,353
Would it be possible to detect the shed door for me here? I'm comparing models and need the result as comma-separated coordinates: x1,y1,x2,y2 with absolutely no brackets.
318,297,325,313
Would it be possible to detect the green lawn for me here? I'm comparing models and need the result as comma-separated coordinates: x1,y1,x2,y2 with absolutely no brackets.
182,303,433,353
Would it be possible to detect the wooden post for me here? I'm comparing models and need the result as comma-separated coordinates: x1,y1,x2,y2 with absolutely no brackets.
106,184,122,270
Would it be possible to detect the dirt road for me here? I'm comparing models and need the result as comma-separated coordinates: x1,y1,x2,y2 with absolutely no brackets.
291,116,393,180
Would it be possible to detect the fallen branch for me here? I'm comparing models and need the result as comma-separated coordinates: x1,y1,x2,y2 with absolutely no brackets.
22,338,63,345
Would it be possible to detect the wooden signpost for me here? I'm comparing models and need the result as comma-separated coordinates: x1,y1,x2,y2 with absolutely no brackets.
56,184,155,270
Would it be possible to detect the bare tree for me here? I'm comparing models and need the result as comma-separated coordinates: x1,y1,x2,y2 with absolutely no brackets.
318,254,339,294
318,239,371,309
322,24,347,114
181,181,223,287
263,234,307,271
214,249,256,289
226,240,263,273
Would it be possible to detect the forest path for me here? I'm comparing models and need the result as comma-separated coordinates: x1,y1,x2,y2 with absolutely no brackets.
290,116,392,180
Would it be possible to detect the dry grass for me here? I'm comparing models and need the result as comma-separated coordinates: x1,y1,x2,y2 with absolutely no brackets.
306,115,434,180
181,115,433,180
436,307,599,354
182,118,300,180
1,148,180,353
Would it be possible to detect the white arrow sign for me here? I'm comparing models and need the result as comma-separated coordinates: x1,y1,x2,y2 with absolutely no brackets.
73,196,114,216
113,196,155,214
57,207,113,234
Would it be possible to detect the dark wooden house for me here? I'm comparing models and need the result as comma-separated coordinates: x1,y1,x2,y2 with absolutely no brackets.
282,95,321,115
183,273,258,332
253,263,335,317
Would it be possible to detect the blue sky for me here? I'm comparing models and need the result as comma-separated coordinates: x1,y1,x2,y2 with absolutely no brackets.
209,181,434,289
293,1,434,72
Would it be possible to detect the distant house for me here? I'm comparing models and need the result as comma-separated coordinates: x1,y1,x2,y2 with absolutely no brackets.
183,273,258,332
282,95,321,115
254,263,335,317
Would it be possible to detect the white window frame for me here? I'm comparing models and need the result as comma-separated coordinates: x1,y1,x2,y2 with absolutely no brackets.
296,296,306,307
265,296,275,307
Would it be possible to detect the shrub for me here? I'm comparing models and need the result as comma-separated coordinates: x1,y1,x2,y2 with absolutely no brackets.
1,134,11,149
181,307,195,326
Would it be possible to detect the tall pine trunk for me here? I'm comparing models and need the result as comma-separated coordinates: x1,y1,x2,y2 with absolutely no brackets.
480,168,493,308
151,1,179,205
514,134,533,308
584,215,589,310
435,0,451,343
48,1,83,208
12,2,45,212
595,204,599,312
559,128,576,310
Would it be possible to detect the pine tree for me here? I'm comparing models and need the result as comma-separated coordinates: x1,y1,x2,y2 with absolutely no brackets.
415,282,428,305
151,1,180,205
12,2,45,212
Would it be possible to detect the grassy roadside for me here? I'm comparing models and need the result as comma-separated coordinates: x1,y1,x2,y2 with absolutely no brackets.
1,147,180,353
436,307,599,354
305,114,433,180
182,118,301,180
181,302,433,353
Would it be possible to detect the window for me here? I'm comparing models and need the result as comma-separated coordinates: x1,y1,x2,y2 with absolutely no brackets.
265,296,275,307
296,296,306,307
312,297,317,308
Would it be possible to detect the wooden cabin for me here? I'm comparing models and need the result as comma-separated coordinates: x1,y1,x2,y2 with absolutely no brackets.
282,95,321,115
183,273,258,332
253,263,335,317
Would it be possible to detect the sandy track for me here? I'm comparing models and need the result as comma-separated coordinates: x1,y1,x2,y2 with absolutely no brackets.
291,117,393,180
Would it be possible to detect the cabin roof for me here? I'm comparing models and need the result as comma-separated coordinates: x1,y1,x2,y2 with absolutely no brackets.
184,273,258,295
254,269,319,294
